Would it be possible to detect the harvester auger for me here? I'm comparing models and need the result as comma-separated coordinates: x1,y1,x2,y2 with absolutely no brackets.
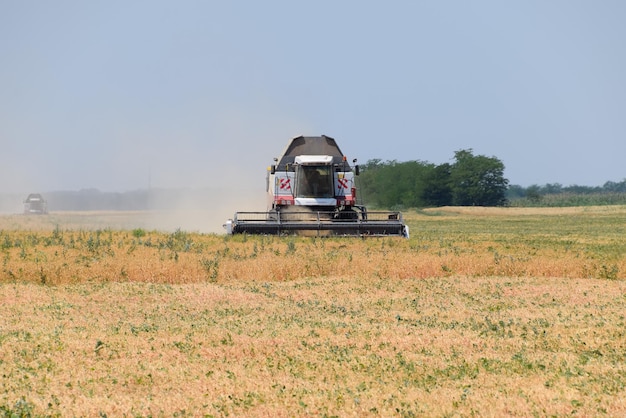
224,135,409,238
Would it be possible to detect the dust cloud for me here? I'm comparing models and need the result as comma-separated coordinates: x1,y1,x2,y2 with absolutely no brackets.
1,112,313,233
0,188,268,234
143,187,267,234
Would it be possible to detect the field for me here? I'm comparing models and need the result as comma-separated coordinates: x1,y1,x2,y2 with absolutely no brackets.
0,206,625,416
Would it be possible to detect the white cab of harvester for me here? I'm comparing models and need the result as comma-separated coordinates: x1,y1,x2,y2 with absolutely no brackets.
293,155,337,207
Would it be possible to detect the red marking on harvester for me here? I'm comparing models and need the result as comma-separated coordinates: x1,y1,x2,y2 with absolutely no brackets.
338,178,349,189
279,178,291,190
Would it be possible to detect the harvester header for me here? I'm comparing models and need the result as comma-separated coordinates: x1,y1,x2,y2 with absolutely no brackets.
224,135,408,237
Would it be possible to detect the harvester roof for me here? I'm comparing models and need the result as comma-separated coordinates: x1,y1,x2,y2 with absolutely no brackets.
276,135,346,169
25,193,44,202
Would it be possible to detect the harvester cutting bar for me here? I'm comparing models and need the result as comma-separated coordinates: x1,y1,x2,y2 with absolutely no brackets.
224,211,408,237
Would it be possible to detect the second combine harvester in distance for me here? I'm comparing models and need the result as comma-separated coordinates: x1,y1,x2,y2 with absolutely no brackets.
224,135,408,237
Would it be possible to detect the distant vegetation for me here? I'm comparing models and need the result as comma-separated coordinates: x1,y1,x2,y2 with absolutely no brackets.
358,150,626,209
358,149,509,209
507,180,626,207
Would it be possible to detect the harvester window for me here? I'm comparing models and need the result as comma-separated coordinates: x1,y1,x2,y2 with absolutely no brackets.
296,165,333,198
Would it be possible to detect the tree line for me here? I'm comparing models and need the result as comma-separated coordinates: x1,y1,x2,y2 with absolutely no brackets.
508,180,626,199
356,148,626,209
357,149,509,209
507,180,626,207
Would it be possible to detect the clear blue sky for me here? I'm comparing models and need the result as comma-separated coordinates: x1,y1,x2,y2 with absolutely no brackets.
1,1,625,193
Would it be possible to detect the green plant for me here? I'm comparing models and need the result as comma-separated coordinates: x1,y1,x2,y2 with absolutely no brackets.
132,228,146,238
200,255,220,282
0,398,36,417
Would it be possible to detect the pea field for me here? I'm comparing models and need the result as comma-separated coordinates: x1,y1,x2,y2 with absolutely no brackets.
1,206,625,416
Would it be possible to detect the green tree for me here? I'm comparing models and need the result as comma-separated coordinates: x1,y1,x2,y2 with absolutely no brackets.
358,159,433,208
450,149,509,206
422,163,452,206
603,180,626,193
359,150,509,208
525,185,542,203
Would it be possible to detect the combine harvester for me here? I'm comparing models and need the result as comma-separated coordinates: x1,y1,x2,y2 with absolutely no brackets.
224,135,408,237
23,193,48,215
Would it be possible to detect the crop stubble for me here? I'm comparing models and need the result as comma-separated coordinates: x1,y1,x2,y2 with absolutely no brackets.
0,206,625,416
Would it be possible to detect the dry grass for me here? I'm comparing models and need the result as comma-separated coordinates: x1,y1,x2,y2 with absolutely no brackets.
1,278,625,417
0,207,625,416
1,206,624,284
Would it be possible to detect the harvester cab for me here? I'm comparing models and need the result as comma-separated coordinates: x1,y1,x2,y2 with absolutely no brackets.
224,135,408,237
